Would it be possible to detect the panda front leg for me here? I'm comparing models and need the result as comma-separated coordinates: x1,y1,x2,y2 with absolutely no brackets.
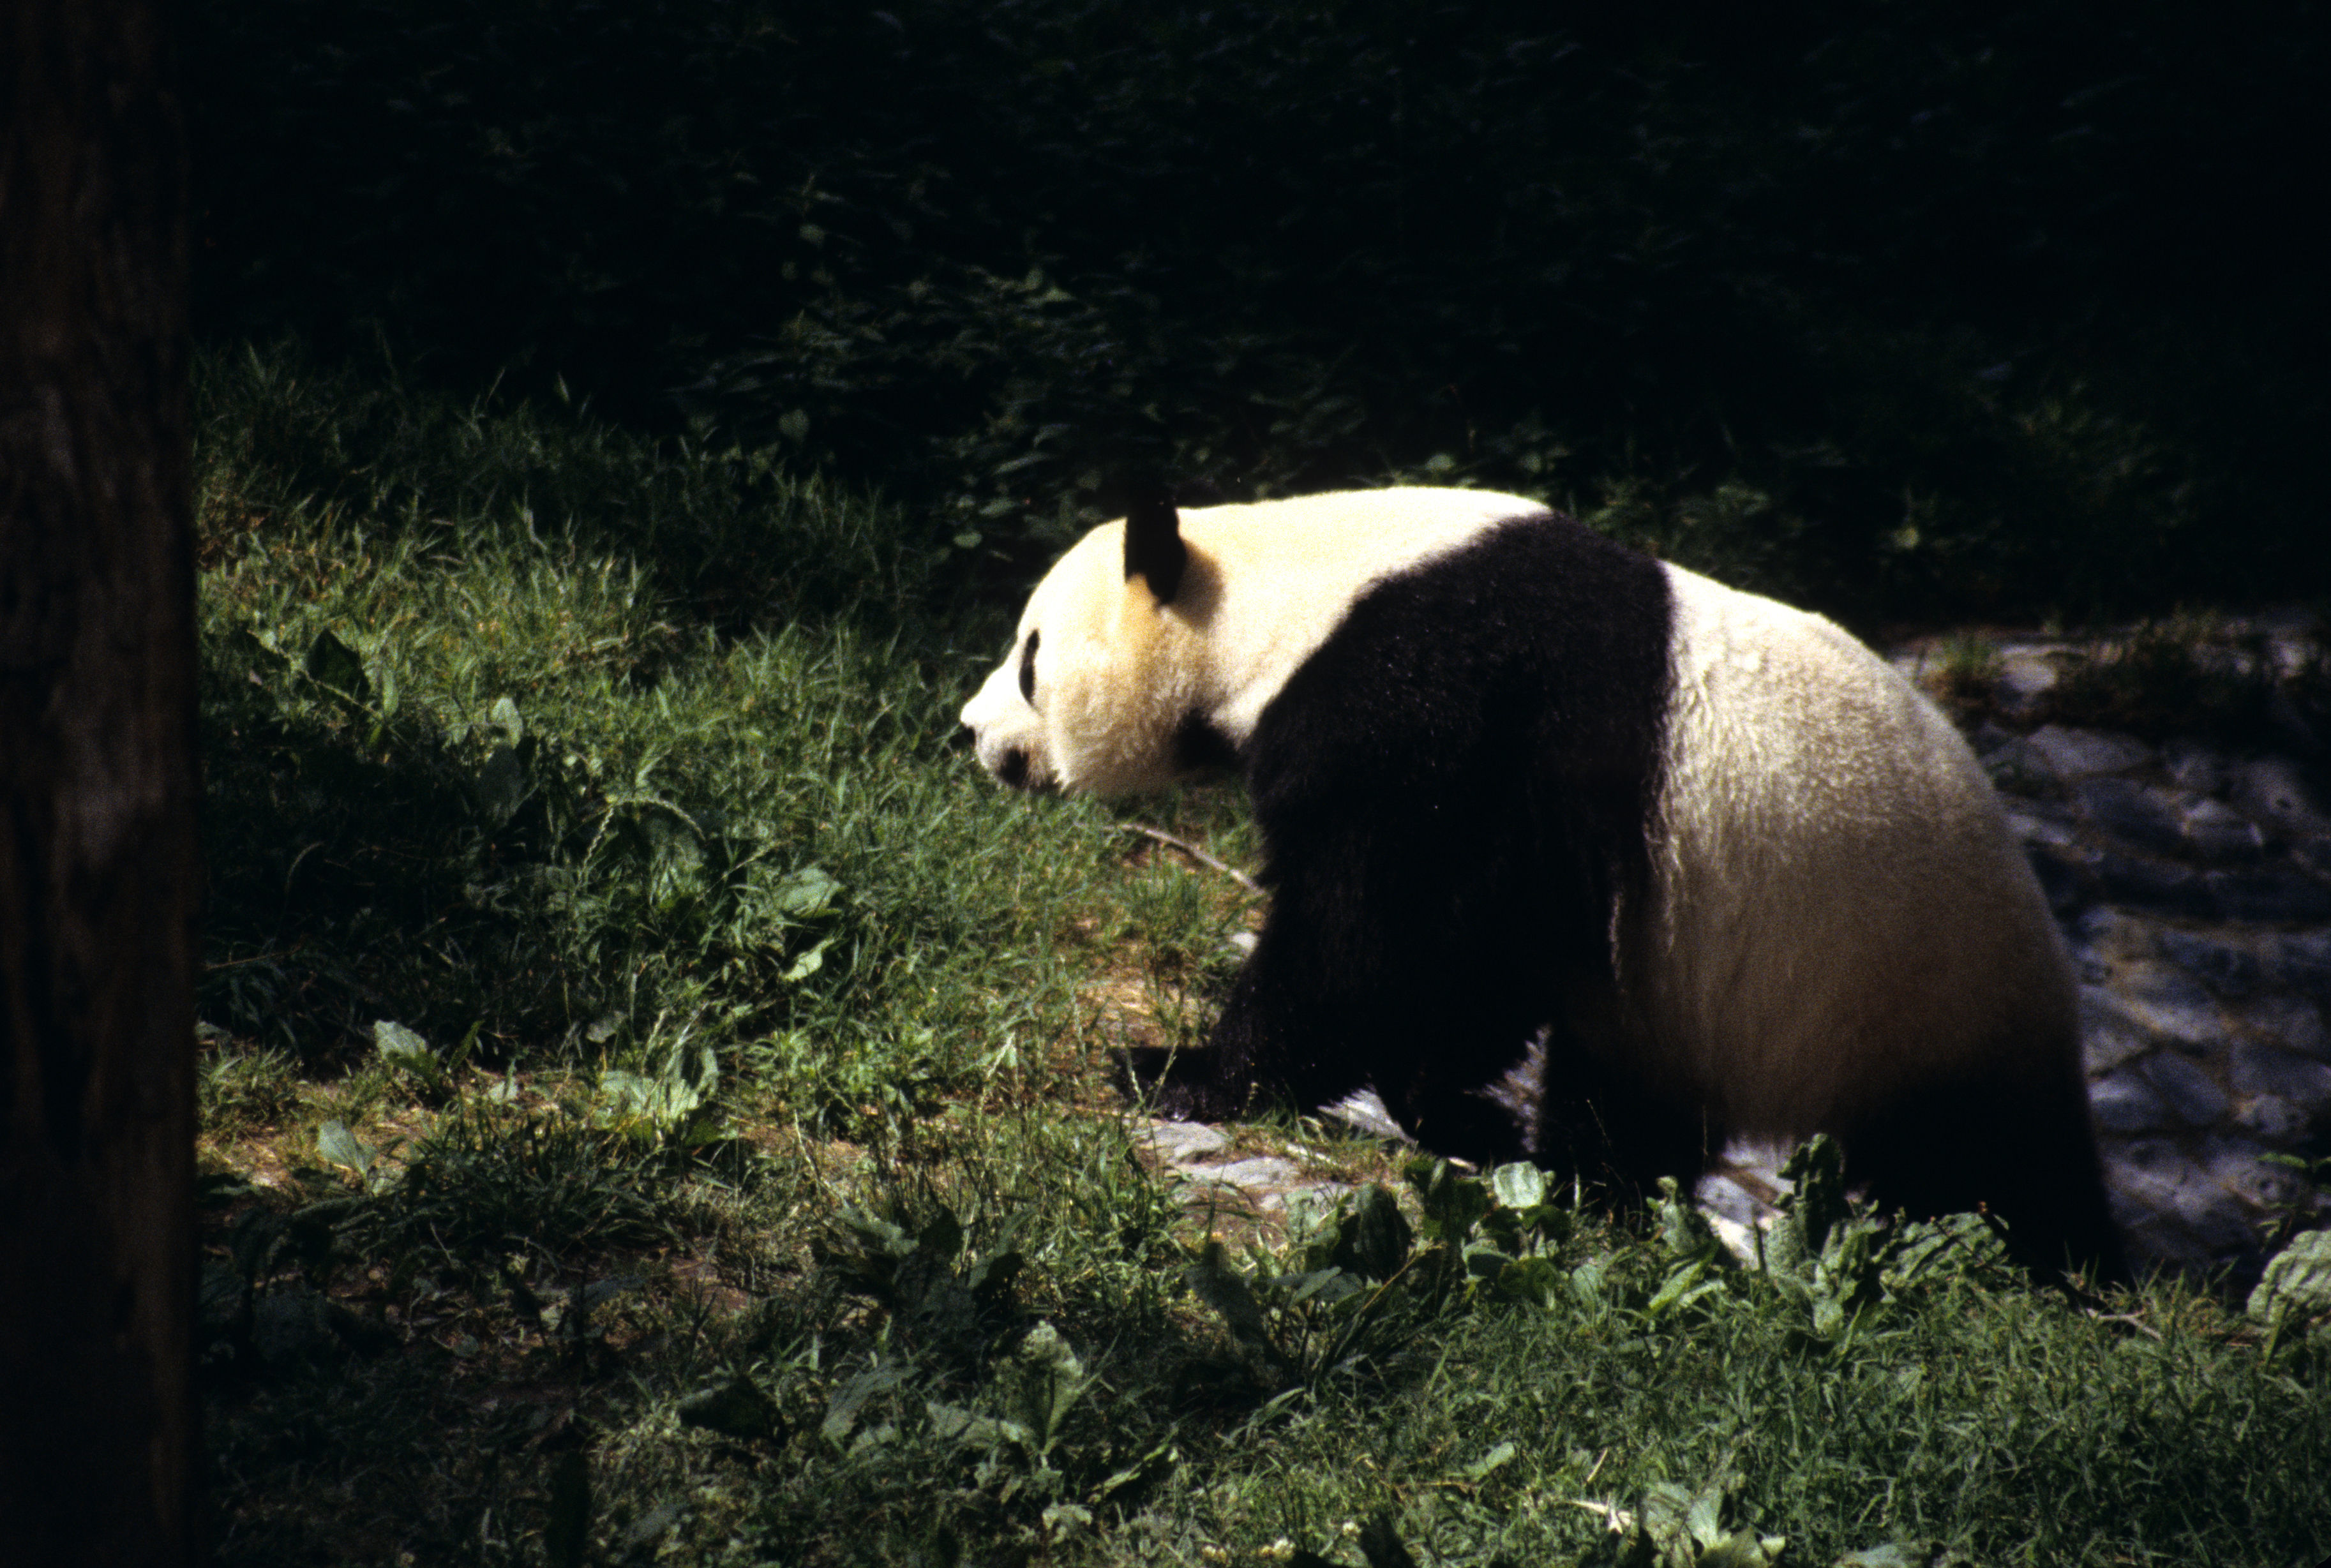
1118,929,1370,1123
1125,853,1539,1168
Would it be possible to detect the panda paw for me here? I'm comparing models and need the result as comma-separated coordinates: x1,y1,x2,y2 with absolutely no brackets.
1114,1047,1245,1123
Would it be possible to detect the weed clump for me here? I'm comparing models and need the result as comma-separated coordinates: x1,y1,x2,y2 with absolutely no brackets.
2044,618,2279,743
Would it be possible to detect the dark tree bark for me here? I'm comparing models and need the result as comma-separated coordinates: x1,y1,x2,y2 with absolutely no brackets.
1,0,199,1562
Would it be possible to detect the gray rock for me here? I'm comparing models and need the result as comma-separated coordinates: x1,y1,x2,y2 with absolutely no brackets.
2229,1042,2331,1113
2232,1094,2315,1146
1997,650,2064,706
2090,1070,2171,1133
1190,1156,1303,1192
2104,1140,2258,1256
2275,931,2331,1001
2205,867,2331,924
2025,724,2151,779
2073,777,2188,856
2117,1212,2226,1274
2180,798,2266,863
2093,853,2214,918
2141,1052,2230,1125
2155,928,2265,998
1984,738,2060,796
2003,806,2080,849
2237,995,2329,1060
251,1287,347,1369
2163,743,2231,797
2027,844,2093,916
2075,904,2155,954
1141,1120,1231,1164
2293,837,2331,881
1966,721,2016,757
2078,984,2154,1072
2202,1135,2312,1211
2235,758,2331,837
2115,963,2224,1050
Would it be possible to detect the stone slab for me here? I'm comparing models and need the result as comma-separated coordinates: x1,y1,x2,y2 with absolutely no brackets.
2025,724,2151,779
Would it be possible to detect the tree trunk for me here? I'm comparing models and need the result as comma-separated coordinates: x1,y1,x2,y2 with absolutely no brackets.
0,0,198,1562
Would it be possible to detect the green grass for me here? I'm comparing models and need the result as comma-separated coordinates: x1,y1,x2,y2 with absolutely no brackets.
195,345,1145,1146
192,355,2331,1567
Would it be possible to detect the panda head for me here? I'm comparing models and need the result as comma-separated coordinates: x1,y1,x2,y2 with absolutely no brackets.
960,486,1547,797
958,493,1218,796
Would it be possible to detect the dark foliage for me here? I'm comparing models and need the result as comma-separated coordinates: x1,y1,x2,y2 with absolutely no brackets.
188,0,2324,619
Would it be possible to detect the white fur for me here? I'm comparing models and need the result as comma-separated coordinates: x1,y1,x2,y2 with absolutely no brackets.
1630,566,2074,1133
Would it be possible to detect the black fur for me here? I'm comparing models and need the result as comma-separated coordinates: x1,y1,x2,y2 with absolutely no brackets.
1136,511,1676,1182
1173,710,1244,775
1123,495,1187,603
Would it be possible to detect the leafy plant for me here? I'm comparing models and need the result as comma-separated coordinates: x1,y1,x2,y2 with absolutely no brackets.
2042,618,2278,743
338,1100,675,1280
1918,634,2005,722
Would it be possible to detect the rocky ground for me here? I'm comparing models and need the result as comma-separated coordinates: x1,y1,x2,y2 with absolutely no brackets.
1134,614,2331,1284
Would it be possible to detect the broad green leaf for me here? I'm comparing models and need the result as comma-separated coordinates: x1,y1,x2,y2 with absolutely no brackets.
373,1019,432,1064
1493,1254,1563,1310
1040,1502,1093,1535
1406,1158,1492,1241
773,865,842,918
301,628,371,704
781,935,834,983
1001,1321,1086,1451
316,1119,375,1177
472,745,532,826
488,694,524,747
598,1068,703,1129
1460,1440,1517,1481
1335,1183,1413,1281
1646,1259,1716,1319
820,1366,901,1444
1489,1161,1548,1211
678,1377,782,1440
1183,1241,1282,1366
1836,1543,1944,1568
2248,1227,2331,1329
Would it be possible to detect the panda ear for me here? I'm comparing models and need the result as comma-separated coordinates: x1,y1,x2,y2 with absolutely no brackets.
1122,491,1187,605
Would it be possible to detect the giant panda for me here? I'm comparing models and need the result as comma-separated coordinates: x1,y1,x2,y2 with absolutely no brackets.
959,486,2120,1277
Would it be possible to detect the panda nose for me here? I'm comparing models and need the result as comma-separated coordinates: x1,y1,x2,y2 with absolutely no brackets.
998,747,1030,789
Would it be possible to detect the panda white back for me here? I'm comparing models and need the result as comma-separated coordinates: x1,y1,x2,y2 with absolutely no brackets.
1638,567,2078,1137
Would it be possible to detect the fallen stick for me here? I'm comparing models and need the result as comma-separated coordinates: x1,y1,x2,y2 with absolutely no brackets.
1118,823,1263,895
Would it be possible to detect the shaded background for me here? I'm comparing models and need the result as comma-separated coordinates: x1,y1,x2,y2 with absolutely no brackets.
190,0,2324,620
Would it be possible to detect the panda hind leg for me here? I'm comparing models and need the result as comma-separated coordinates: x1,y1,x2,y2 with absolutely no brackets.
1844,1078,2124,1285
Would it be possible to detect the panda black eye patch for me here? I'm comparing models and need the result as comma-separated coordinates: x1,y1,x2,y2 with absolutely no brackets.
1019,630,1040,704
